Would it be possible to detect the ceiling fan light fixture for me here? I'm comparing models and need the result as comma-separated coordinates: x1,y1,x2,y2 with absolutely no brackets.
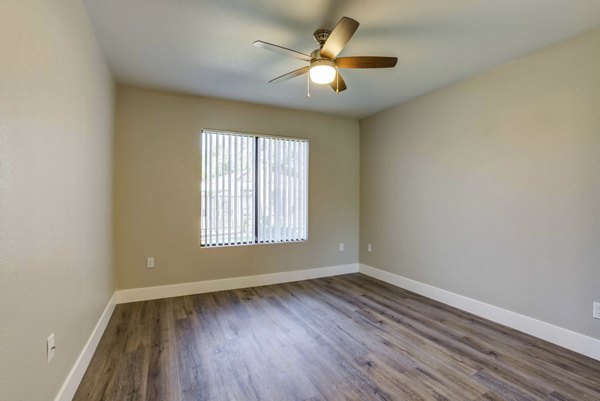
254,16,397,94
309,59,336,84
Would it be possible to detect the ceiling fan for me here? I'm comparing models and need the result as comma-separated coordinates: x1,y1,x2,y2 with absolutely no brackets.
253,17,398,94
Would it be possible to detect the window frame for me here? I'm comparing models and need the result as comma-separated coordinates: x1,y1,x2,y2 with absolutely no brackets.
200,128,309,248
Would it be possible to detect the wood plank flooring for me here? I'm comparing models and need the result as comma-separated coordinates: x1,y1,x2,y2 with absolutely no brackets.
74,274,600,401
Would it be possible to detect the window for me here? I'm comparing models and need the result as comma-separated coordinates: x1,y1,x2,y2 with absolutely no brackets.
201,130,308,247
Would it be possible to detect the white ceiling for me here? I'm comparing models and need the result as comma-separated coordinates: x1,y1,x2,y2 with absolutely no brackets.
83,0,600,119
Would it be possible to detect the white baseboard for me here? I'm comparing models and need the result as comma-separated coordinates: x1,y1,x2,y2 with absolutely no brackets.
359,264,600,362
115,263,359,304
54,293,117,401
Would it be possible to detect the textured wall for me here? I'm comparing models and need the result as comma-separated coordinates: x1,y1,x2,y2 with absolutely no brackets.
0,0,115,399
360,28,600,339
114,86,360,290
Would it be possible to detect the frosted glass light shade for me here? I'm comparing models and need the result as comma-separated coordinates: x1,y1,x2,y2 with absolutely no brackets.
309,60,336,84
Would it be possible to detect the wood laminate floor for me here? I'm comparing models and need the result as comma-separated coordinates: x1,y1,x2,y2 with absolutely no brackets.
74,274,600,401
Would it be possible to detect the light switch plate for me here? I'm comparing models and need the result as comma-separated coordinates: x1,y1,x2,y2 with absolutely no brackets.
593,302,600,319
47,333,55,362
146,257,155,268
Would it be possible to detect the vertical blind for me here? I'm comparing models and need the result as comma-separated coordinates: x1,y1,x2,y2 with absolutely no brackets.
201,130,308,247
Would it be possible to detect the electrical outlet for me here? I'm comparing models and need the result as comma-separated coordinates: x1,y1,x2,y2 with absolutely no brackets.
593,302,600,319
146,257,155,269
367,243,373,253
339,243,344,252
47,333,55,362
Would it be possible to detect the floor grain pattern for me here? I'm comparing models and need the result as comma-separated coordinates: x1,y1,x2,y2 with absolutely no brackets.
74,274,600,401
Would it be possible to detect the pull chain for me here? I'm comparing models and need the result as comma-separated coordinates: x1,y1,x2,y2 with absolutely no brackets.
306,71,311,98
336,66,339,94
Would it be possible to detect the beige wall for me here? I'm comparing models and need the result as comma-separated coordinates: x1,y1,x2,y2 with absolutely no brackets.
0,0,115,400
360,28,600,339
114,86,359,289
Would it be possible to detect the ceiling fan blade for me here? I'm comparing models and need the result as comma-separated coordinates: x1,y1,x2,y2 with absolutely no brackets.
320,17,359,59
329,71,347,93
269,66,310,83
253,40,311,61
336,56,398,69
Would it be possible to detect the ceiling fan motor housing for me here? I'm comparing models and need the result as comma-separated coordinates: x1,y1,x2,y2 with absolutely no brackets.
310,48,335,63
310,58,335,69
